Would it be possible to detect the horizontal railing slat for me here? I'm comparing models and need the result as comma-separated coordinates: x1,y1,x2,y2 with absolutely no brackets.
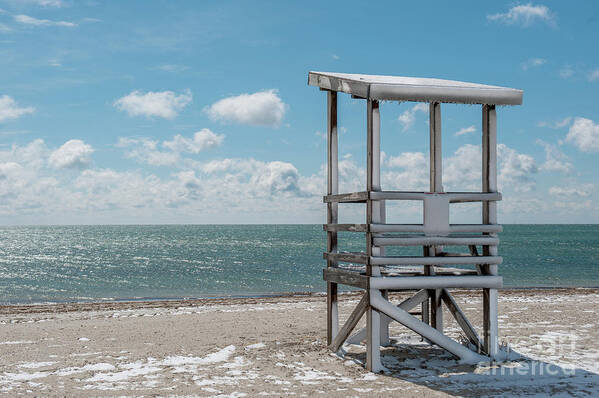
370,256,502,266
324,191,502,203
373,236,499,246
370,275,503,290
324,252,502,266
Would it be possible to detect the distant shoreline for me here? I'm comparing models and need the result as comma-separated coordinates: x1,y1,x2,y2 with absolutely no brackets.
1,287,598,314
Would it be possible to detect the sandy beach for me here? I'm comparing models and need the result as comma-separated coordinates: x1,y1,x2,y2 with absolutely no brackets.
1,288,598,397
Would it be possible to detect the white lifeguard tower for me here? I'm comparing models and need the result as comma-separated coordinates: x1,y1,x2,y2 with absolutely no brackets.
308,72,523,372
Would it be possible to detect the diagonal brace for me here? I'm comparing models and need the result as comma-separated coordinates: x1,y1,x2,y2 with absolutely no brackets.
441,289,483,353
347,289,430,345
329,292,369,352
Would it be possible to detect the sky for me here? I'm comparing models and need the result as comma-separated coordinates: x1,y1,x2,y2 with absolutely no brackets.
0,1,598,224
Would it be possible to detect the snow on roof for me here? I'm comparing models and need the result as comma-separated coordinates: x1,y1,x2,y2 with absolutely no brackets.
308,71,523,105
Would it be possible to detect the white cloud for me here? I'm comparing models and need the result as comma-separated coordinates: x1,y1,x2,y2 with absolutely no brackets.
0,161,23,180
151,64,190,73
14,14,76,27
251,161,303,195
398,103,428,132
0,23,11,32
384,152,428,191
455,125,476,136
23,0,65,6
204,89,286,127
498,144,538,191
337,156,367,193
1,137,321,223
201,158,303,196
162,129,223,154
0,140,61,217
549,184,595,198
559,65,574,79
117,138,180,166
521,57,546,71
589,69,599,82
537,117,572,129
118,130,224,166
114,89,192,119
81,17,101,24
1,136,597,224
536,140,572,173
386,152,426,169
48,139,94,169
487,3,555,26
73,168,187,211
565,117,599,152
443,144,482,190
201,158,251,174
1,138,48,168
551,199,595,215
0,95,35,122
443,144,538,192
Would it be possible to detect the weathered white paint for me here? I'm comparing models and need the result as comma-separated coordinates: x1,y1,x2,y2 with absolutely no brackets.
428,101,444,335
482,104,499,358
367,191,502,202
326,90,339,345
423,195,450,236
366,99,383,373
369,255,502,266
308,72,523,105
369,224,502,233
369,275,503,290
373,235,499,246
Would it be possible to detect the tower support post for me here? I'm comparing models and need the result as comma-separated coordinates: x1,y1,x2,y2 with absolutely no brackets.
428,102,444,335
482,104,499,358
366,99,384,372
326,91,339,346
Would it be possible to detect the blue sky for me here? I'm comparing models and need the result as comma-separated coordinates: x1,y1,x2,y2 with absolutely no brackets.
0,1,598,224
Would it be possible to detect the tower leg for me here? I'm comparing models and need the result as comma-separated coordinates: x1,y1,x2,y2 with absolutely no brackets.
327,283,338,346
483,278,498,357
365,99,384,372
428,102,444,336
326,90,339,345
366,304,383,372
482,104,499,358
424,247,443,336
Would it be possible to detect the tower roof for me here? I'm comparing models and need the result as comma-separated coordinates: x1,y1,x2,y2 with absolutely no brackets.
308,71,523,105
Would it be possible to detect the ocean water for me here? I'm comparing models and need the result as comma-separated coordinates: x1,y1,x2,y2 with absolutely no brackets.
0,225,597,304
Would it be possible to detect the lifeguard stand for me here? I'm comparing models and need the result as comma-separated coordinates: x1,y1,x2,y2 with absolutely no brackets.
308,72,523,372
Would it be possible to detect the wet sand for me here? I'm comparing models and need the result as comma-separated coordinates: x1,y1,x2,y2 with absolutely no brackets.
1,288,598,397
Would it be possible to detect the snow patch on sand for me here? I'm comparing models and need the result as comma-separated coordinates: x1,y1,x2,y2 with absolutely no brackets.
56,363,116,376
18,362,56,369
0,341,34,345
85,362,162,382
0,371,50,382
245,342,266,350
161,345,236,367
79,345,237,387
